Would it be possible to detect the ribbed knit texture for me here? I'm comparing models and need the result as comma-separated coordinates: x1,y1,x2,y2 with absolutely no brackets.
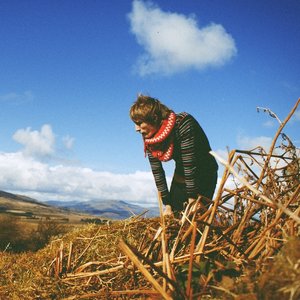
148,112,218,205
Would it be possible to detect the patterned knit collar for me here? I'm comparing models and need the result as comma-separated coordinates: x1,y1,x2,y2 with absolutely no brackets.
144,112,176,162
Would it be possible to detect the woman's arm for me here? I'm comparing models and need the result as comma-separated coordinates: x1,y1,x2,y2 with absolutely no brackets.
177,115,199,199
148,152,170,205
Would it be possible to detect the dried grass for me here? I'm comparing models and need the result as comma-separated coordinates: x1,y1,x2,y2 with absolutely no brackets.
0,99,299,299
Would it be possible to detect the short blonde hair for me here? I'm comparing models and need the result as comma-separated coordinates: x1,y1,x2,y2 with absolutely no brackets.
129,94,172,126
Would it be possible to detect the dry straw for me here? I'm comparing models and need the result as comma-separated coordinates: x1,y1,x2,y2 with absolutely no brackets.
46,98,299,299
49,100,300,299
2,99,298,299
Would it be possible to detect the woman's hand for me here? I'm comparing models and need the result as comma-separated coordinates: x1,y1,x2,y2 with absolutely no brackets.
188,198,196,205
163,205,173,216
188,198,197,213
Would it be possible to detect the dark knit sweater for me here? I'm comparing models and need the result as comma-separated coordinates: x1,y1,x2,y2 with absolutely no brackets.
147,112,218,205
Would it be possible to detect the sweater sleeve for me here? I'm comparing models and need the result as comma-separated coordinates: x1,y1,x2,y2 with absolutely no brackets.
148,152,170,205
177,116,199,199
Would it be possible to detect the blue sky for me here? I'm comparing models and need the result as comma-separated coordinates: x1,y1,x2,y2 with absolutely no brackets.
0,0,299,206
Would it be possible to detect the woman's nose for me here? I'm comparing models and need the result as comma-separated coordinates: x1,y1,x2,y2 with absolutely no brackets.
135,124,141,132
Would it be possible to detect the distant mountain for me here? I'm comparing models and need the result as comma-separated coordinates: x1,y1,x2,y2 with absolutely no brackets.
0,190,159,220
45,199,160,219
0,190,47,206
0,190,89,222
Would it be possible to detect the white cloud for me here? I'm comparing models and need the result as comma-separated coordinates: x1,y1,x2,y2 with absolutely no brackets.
62,135,75,150
128,0,237,75
215,148,230,161
3,124,158,205
0,90,34,104
0,151,158,205
13,124,56,158
263,120,276,128
237,135,273,151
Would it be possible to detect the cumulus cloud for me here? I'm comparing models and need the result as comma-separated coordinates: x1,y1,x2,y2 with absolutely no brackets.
13,124,56,158
128,0,237,75
62,135,75,150
237,135,273,151
0,152,158,205
2,124,158,205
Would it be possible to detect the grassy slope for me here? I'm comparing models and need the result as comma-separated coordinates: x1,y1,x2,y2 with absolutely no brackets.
0,190,94,224
1,218,299,300
0,219,160,299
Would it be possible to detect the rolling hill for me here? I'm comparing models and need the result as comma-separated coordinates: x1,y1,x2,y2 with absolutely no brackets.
0,190,159,221
0,190,91,222
45,199,159,219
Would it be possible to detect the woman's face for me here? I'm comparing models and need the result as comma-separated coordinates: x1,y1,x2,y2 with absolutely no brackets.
134,121,159,139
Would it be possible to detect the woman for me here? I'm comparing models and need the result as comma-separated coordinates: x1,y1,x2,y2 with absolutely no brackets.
130,94,218,216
